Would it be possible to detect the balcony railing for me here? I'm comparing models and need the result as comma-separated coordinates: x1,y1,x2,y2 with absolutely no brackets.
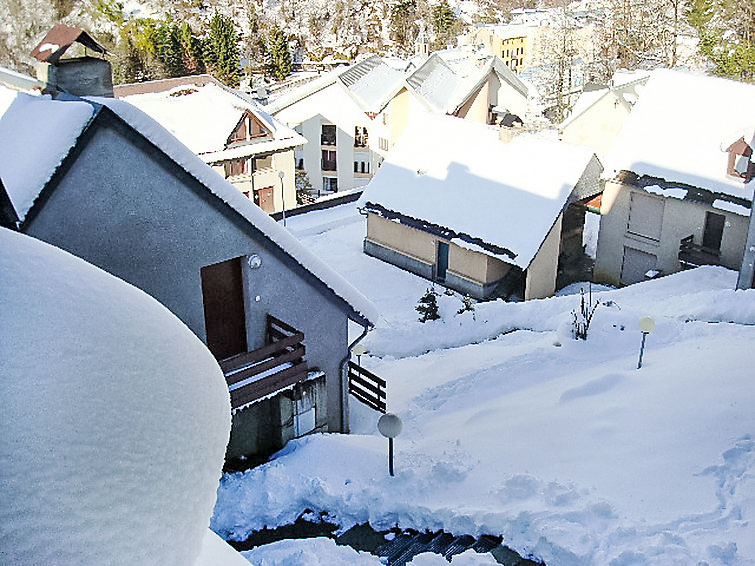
321,160,337,171
220,315,308,411
348,361,386,413
679,235,721,268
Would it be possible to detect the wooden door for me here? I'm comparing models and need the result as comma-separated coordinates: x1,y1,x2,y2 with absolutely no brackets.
200,257,247,361
254,186,275,213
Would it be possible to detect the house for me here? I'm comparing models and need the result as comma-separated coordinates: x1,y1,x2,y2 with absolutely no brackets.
0,63,377,466
401,50,531,126
466,24,530,73
559,71,649,162
594,70,755,286
115,75,305,214
266,55,406,196
358,113,602,300
267,52,532,198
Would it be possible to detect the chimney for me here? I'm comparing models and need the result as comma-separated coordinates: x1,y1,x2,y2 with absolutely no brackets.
31,24,113,98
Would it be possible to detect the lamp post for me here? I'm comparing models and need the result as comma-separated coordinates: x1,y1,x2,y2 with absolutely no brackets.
377,413,402,477
637,316,655,369
352,342,367,367
278,170,286,226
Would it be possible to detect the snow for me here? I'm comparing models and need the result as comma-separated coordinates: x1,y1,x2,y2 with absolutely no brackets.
0,228,231,565
212,202,755,566
0,85,93,220
359,113,596,268
713,198,751,216
559,87,608,129
643,184,688,199
89,95,378,325
407,54,490,114
342,57,405,113
196,530,251,566
121,83,304,156
605,69,755,200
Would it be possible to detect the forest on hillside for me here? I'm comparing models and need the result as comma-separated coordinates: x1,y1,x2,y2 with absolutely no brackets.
0,0,751,88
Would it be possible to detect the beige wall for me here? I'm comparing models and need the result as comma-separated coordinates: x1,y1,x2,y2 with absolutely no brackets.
561,93,631,160
390,87,411,145
525,213,563,300
367,213,436,263
456,80,490,124
367,213,512,285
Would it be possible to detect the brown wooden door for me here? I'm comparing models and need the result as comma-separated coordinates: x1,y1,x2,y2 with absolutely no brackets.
254,186,275,213
200,257,247,360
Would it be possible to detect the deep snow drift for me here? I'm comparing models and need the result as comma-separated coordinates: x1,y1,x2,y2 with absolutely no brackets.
0,228,231,565
213,204,755,566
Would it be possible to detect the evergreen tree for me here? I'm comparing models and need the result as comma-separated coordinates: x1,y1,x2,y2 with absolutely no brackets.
155,22,187,78
205,11,240,87
390,0,418,53
265,24,292,81
432,0,457,48
416,288,441,323
179,22,205,75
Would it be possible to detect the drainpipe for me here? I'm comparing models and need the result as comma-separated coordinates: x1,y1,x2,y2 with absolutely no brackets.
338,322,372,434
737,188,755,289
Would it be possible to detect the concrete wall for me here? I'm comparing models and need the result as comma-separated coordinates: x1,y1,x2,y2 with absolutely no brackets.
24,110,352,459
525,213,563,300
594,182,750,286
390,87,411,146
367,213,436,264
560,93,630,161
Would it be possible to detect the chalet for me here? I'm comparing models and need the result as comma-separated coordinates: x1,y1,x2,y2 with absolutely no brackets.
116,75,305,214
0,70,377,465
594,70,755,286
358,113,602,300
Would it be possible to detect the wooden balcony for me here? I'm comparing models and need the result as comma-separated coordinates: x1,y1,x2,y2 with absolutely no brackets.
221,315,308,411
679,235,721,268
348,361,386,413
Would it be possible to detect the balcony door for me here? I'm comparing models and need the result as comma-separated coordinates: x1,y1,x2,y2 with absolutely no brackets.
201,257,247,361
436,241,450,282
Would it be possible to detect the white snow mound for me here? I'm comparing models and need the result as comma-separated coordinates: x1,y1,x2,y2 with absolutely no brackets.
0,228,231,565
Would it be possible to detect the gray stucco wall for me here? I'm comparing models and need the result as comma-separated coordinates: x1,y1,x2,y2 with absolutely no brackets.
23,110,352,455
594,184,749,285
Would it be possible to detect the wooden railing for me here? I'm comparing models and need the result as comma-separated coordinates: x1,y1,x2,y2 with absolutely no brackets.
348,361,386,413
221,315,308,411
679,235,721,267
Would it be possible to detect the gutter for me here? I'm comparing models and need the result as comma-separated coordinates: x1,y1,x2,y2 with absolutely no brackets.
338,321,373,433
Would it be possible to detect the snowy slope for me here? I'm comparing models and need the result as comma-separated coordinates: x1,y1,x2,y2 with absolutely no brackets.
0,228,231,565
213,203,755,566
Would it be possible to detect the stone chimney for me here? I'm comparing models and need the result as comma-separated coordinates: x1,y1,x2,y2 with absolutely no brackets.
30,24,113,98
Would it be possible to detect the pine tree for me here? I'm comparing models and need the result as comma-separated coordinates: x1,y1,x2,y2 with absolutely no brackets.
265,24,292,81
416,288,441,323
205,11,240,88
179,22,205,75
432,0,457,48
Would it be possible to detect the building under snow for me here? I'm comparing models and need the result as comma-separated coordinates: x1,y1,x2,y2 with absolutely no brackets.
358,113,602,300
594,70,755,286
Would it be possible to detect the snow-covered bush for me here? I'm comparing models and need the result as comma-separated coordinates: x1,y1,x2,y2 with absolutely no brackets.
457,294,476,320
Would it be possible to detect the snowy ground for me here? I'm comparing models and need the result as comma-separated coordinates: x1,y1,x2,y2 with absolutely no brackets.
213,204,755,566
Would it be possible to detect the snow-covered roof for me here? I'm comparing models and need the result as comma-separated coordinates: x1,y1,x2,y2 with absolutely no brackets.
1,227,230,565
122,83,305,156
605,69,755,200
359,113,596,268
406,53,493,115
93,96,378,325
338,56,406,114
474,23,532,40
0,85,94,221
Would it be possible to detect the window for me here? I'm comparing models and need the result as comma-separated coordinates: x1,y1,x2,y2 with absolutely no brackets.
322,177,338,192
382,113,389,126
229,119,247,143
253,154,273,171
321,124,336,146
354,160,370,174
379,137,390,151
223,158,247,177
627,192,664,241
296,157,305,170
354,126,369,147
321,150,337,171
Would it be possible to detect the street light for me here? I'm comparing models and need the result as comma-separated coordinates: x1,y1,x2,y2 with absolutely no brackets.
637,315,655,369
377,413,402,477
278,170,286,226
352,342,368,367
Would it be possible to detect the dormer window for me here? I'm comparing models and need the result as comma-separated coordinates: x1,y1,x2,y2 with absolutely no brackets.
726,137,754,182
227,111,271,146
